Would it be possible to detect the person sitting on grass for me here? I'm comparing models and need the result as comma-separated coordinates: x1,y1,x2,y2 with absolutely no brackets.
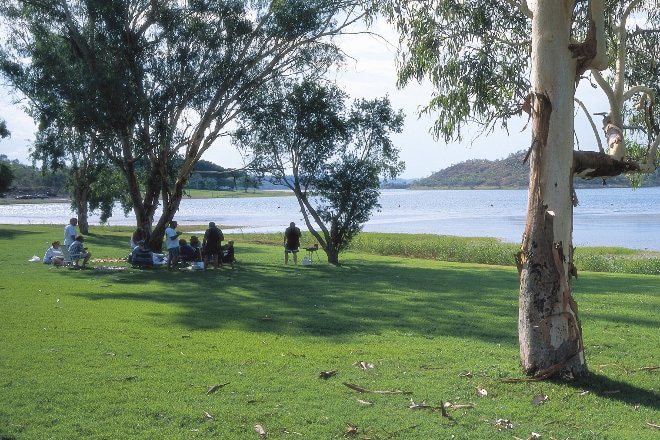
129,240,154,268
179,238,201,263
190,235,202,256
43,240,65,266
130,227,147,249
221,240,236,270
69,235,91,268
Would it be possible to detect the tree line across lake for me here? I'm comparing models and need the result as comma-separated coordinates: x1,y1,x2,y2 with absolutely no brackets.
4,151,659,199
0,156,253,199
411,151,660,190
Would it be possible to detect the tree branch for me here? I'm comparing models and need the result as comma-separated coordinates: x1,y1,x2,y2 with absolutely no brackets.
502,0,532,19
590,70,617,115
573,150,640,179
623,84,655,103
574,97,603,153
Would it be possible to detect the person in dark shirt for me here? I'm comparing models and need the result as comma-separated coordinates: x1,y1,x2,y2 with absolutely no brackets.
203,221,224,269
284,221,301,265
129,240,154,268
69,235,91,267
179,238,201,263
221,240,236,270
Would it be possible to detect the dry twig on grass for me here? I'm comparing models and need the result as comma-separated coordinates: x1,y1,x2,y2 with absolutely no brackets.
408,399,450,417
343,382,412,395
637,366,659,372
206,382,230,395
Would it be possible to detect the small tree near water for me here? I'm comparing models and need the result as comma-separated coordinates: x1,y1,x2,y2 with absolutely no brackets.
234,79,404,264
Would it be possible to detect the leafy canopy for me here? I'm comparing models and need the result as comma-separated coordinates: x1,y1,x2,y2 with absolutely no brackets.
234,78,404,262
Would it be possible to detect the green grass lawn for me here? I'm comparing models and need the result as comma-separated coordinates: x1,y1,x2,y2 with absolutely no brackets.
1,225,658,439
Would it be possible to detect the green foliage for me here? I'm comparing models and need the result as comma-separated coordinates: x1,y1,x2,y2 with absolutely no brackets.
188,160,246,190
0,161,14,193
0,225,658,439
0,154,15,193
235,79,404,263
1,159,68,195
374,0,530,142
0,119,8,138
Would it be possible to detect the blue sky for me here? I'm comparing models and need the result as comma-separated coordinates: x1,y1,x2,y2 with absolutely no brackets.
0,19,608,179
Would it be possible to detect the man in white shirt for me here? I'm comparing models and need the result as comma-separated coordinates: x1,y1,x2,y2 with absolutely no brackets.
165,220,180,270
64,218,78,247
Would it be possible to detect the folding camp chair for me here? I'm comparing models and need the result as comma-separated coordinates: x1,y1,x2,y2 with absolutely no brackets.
60,246,73,265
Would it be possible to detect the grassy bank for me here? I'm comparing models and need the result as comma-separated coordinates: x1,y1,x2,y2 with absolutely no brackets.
1,225,658,439
0,189,292,205
230,231,660,276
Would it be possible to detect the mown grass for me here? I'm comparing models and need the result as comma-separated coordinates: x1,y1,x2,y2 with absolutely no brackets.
0,225,658,439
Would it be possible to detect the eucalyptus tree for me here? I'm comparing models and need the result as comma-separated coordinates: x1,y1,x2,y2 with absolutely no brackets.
374,0,659,378
234,79,404,264
0,0,367,250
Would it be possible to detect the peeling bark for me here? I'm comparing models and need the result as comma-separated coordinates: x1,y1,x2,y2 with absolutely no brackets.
603,119,626,160
518,85,586,378
573,150,640,179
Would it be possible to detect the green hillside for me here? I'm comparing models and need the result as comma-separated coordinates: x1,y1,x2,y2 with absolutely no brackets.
413,150,660,189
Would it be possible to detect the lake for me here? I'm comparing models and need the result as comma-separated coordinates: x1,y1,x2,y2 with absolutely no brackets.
2,187,659,251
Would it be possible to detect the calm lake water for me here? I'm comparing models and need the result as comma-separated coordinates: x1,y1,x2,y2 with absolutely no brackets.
2,187,660,251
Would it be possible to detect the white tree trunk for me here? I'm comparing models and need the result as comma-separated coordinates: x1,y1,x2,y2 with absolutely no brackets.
517,0,587,378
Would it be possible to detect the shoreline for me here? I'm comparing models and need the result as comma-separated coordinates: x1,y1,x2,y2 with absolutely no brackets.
2,222,658,255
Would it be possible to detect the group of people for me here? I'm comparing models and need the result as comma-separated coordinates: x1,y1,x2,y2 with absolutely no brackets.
130,220,235,270
45,217,303,270
43,218,91,267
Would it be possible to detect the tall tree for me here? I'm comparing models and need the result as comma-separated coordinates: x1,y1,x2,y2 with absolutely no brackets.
234,79,404,264
0,124,14,193
374,0,659,378
0,0,367,251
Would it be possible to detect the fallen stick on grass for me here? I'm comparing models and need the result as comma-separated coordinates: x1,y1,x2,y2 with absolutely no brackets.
637,366,659,372
343,382,412,395
206,382,230,395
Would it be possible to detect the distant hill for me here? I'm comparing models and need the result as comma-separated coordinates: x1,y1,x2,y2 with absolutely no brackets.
412,150,660,189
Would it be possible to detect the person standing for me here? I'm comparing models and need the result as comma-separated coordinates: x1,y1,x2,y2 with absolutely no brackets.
203,221,224,269
165,220,181,271
64,218,78,247
284,221,301,265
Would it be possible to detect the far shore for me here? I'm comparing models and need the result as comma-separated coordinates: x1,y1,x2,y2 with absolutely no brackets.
0,189,293,205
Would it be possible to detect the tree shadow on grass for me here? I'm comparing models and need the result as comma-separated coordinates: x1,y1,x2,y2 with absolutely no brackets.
561,372,660,410
73,256,521,346
573,273,660,331
0,228,42,240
